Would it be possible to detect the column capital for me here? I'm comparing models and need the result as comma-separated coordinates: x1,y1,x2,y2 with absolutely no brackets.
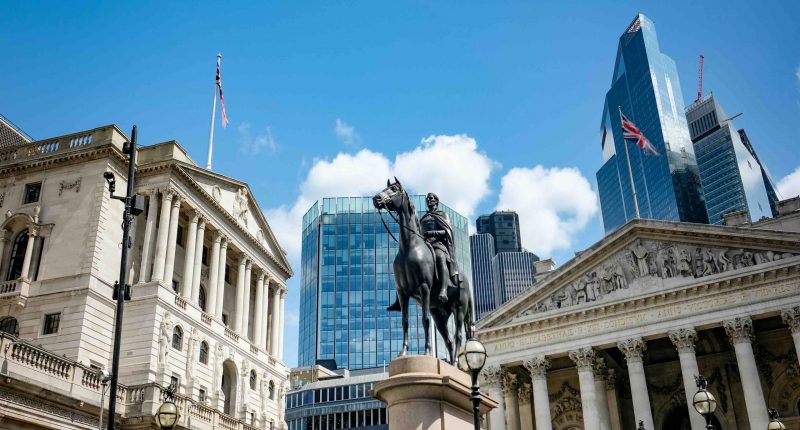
256,271,265,282
238,254,247,265
781,306,800,334
605,368,617,390
724,316,754,345
162,189,176,202
501,371,519,396
517,382,532,405
220,235,229,248
522,356,550,380
617,337,646,363
593,356,608,381
197,216,207,229
245,259,253,270
668,328,698,353
479,365,504,389
189,210,201,224
171,195,182,208
568,347,596,371
211,232,222,244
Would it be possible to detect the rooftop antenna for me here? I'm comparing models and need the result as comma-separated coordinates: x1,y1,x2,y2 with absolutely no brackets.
696,54,704,102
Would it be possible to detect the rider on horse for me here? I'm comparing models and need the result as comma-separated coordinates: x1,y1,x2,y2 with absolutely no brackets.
387,192,464,310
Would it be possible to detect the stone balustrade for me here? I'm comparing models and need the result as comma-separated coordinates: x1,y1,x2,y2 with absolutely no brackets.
0,278,30,304
0,126,121,165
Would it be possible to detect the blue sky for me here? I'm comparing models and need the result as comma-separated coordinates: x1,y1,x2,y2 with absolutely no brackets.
4,1,799,367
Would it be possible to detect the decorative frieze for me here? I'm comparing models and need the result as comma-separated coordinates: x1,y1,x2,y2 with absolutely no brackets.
723,316,754,345
568,347,596,371
523,356,550,380
781,306,800,334
58,177,81,196
668,328,698,354
617,337,646,363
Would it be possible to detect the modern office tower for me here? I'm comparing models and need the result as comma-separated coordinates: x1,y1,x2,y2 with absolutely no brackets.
470,233,539,320
476,211,522,253
299,196,472,370
739,128,781,216
596,14,708,233
686,94,774,224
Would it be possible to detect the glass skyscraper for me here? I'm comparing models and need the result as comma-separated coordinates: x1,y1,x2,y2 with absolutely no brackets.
299,196,471,370
686,94,774,224
596,14,708,233
476,211,522,253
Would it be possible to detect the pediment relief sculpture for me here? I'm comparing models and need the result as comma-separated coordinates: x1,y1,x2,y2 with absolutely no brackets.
516,239,797,319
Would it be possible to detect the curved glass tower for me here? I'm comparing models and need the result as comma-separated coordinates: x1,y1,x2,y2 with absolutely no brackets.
596,14,708,233
298,196,471,370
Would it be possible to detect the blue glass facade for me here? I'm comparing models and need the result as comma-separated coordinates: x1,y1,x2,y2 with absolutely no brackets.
299,196,471,370
470,233,496,320
686,95,773,224
596,14,708,233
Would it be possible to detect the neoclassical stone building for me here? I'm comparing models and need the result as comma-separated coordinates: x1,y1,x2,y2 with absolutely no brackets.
477,208,800,430
0,124,292,429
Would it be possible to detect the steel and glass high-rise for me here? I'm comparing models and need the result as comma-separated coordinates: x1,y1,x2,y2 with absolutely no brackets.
476,211,522,253
299,196,471,370
596,14,708,233
686,94,774,224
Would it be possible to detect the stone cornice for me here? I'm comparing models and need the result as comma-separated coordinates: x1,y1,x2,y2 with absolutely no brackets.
136,160,292,279
477,220,800,329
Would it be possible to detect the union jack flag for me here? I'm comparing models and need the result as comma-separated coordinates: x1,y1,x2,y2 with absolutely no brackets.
216,58,229,127
621,112,659,156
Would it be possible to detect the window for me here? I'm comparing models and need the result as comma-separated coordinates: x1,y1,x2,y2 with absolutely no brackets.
170,374,180,391
249,369,257,390
171,281,179,293
198,286,207,311
198,387,206,403
0,317,19,337
250,412,256,426
269,380,275,399
224,264,231,284
202,246,209,265
23,183,41,204
199,341,209,364
42,312,60,335
222,314,229,326
172,326,183,350
7,229,29,281
176,225,184,246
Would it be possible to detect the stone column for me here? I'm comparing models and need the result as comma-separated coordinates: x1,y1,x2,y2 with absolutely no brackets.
278,288,286,359
502,371,521,430
518,382,533,430
206,232,221,315
593,357,612,430
190,217,206,304
253,271,266,348
181,211,199,297
617,338,653,430
20,227,37,280
570,348,600,430
724,317,769,429
151,191,174,282
138,191,159,283
162,196,182,286
780,307,800,365
269,285,281,356
480,366,506,430
241,260,253,339
523,356,552,430
234,255,247,333
668,328,706,430
214,237,228,319
261,277,270,350
605,369,622,430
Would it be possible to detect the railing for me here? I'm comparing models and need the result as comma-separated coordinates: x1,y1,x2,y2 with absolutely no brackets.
175,295,188,310
201,313,213,325
0,126,114,166
10,340,74,380
218,414,239,430
224,327,240,342
189,403,215,424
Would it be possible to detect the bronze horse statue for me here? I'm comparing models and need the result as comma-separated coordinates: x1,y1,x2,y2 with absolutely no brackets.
372,178,474,365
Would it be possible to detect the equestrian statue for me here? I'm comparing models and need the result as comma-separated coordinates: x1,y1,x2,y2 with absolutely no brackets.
372,178,474,365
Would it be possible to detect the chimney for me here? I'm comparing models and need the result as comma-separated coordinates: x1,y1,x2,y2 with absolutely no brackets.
534,258,556,282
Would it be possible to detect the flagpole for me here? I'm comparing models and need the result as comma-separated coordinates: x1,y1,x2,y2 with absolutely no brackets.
619,106,641,219
206,53,221,170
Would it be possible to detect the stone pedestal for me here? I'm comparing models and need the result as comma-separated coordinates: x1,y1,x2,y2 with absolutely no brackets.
372,356,498,430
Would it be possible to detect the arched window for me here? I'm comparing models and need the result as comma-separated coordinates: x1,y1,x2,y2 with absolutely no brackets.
0,316,19,337
199,341,209,364
198,286,207,312
6,229,29,281
249,369,257,390
172,326,183,351
268,380,275,399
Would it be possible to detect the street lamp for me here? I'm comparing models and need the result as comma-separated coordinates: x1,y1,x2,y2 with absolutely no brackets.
457,337,487,430
692,375,717,430
155,383,179,430
767,408,786,430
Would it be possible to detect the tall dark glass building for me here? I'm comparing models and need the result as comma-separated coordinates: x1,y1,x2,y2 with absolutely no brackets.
470,234,497,320
476,211,522,253
299,196,471,370
739,129,781,217
686,94,775,224
596,14,708,233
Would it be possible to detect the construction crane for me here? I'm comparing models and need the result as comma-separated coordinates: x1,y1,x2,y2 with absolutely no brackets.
696,54,704,102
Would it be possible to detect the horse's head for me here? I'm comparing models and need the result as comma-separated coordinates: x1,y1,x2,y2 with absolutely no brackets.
373,177,405,212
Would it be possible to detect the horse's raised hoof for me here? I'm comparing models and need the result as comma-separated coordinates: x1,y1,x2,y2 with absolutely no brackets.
386,300,401,312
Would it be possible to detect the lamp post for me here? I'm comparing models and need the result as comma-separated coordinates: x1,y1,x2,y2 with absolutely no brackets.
155,383,180,430
767,408,786,430
97,369,111,430
457,337,487,430
692,375,717,430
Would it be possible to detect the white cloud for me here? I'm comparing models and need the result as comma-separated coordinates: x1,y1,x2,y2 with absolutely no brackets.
239,122,277,156
334,118,360,146
266,135,495,266
496,165,598,256
778,165,800,199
